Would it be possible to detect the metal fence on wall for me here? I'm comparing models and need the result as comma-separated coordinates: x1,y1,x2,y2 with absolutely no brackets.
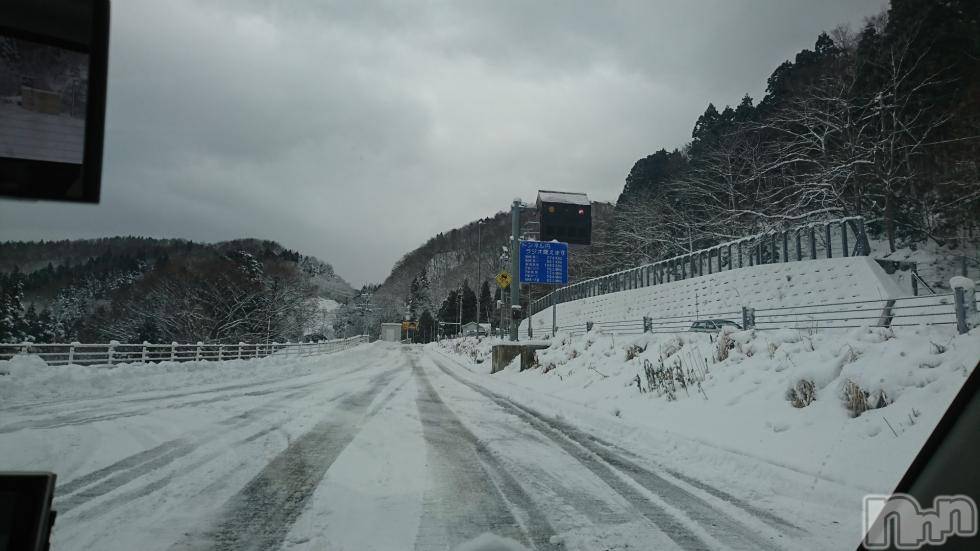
531,217,869,317
0,335,370,367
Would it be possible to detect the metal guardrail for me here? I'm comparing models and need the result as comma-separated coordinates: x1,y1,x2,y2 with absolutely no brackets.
0,335,370,367
531,216,869,316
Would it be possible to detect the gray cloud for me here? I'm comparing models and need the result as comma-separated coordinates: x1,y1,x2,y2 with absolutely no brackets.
0,0,885,285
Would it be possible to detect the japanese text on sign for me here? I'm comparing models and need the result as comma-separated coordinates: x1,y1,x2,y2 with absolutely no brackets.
519,240,568,285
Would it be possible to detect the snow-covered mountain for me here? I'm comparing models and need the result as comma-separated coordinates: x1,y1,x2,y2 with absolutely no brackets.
0,236,355,343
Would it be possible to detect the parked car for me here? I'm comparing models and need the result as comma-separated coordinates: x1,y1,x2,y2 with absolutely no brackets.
689,319,742,332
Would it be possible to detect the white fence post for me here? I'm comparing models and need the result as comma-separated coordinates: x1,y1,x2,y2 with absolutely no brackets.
141,341,149,363
195,341,203,362
218,344,224,361
171,342,177,362
68,342,78,365
107,341,117,366
238,342,244,360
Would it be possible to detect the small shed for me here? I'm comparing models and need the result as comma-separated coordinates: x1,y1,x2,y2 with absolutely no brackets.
380,323,402,342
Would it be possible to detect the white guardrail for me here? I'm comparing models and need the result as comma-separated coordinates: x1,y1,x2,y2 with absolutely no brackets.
0,335,370,367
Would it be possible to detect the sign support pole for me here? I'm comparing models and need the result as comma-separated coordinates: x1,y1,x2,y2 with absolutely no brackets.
528,285,533,338
510,199,521,341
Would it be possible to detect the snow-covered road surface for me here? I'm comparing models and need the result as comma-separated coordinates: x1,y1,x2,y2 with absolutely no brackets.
0,343,860,550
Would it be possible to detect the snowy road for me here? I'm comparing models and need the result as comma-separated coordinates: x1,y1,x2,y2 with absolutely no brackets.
0,343,851,550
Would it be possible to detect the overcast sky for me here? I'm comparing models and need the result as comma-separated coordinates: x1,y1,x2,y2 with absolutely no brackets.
0,0,885,286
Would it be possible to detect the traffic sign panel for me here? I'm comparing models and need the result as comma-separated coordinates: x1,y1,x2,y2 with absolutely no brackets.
519,240,568,285
496,271,512,289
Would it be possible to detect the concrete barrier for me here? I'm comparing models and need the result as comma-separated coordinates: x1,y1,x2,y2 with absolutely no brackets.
491,343,550,373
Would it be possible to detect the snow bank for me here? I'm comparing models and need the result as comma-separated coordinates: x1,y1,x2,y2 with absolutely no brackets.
437,325,978,493
437,336,500,365
0,343,372,407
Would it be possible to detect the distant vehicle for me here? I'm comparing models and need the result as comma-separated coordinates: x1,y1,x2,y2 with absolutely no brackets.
689,319,742,332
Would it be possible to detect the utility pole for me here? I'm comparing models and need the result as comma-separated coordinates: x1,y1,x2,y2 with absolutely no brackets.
476,220,483,328
458,285,462,335
510,198,521,341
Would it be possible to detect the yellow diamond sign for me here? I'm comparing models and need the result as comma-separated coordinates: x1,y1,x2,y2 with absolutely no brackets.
495,271,512,289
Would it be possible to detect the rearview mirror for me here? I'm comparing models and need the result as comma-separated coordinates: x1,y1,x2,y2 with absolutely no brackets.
0,0,109,203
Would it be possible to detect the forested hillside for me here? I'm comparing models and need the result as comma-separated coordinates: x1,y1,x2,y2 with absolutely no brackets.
607,0,978,266
0,237,353,344
352,0,978,342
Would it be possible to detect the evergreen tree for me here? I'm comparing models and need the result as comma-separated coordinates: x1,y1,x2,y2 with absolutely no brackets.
460,280,477,324
0,269,26,343
406,276,422,319
438,290,460,335
418,310,435,343
478,281,493,325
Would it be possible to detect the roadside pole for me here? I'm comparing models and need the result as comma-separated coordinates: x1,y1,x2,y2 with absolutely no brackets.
498,248,507,338
476,220,482,328
510,199,521,341
528,285,533,338
500,296,507,338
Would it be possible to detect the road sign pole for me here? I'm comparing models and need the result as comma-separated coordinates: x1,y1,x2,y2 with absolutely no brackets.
528,284,533,338
510,199,521,341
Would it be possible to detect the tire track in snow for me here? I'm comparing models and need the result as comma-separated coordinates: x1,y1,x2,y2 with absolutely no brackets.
0,383,307,433
69,419,299,525
411,355,558,551
55,388,314,513
55,363,386,512
583,435,805,535
427,352,794,550
170,367,401,551
0,364,367,434
2,349,370,415
56,389,304,496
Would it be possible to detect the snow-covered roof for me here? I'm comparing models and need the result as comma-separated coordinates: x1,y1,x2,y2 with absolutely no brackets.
536,190,590,206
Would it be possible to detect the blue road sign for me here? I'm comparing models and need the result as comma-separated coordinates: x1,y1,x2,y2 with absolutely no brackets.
519,240,568,285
